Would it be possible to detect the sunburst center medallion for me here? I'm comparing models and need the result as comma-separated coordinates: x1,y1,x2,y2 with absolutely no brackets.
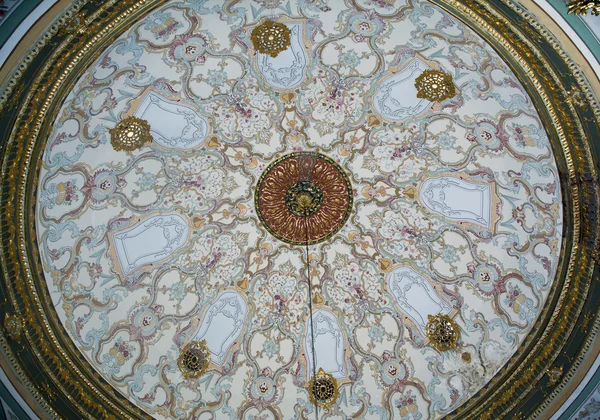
255,152,353,245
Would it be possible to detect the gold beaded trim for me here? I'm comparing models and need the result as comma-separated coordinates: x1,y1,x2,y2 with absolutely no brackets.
414,70,456,102
251,21,291,58
178,340,210,379
307,368,339,410
426,314,460,351
109,116,152,151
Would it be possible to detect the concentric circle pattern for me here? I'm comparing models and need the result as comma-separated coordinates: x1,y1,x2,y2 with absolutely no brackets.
32,1,566,418
256,152,353,245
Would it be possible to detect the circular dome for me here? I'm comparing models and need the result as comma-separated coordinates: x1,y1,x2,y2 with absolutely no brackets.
1,0,599,419
35,1,564,416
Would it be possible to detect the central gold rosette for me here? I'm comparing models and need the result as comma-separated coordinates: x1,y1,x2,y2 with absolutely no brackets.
255,152,353,245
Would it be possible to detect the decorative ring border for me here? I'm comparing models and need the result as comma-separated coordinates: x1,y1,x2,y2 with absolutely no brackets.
0,0,595,419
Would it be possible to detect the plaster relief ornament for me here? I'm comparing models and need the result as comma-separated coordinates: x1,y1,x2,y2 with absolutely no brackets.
307,368,339,410
426,314,460,351
414,70,456,102
178,340,210,379
546,366,563,386
567,0,600,15
251,20,291,58
3,314,23,342
109,116,152,151
255,152,353,245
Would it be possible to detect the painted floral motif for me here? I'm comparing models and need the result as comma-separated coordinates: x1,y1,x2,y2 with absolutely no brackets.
396,390,422,419
102,338,135,375
36,1,563,419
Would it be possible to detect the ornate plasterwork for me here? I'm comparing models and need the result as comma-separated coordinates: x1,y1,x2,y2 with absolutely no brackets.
0,0,597,420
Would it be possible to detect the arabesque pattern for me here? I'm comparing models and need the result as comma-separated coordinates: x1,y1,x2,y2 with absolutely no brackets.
36,1,563,418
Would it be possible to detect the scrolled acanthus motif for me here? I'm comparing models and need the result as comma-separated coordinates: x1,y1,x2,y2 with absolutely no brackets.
567,0,600,15
426,314,460,351
178,340,210,379
251,20,291,58
414,70,456,102
307,368,339,410
109,116,153,151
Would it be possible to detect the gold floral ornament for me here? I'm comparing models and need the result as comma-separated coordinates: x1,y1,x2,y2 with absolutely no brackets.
547,366,563,386
414,70,456,102
251,21,291,58
426,314,460,351
3,314,23,342
109,116,152,151
178,340,210,379
307,368,339,410
567,0,600,15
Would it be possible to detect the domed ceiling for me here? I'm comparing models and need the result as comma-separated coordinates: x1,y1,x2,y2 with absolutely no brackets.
0,0,599,419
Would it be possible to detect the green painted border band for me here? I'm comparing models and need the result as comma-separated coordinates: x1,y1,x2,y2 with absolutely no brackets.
0,1,45,52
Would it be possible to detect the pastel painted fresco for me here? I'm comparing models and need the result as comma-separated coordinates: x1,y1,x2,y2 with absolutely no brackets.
35,0,563,418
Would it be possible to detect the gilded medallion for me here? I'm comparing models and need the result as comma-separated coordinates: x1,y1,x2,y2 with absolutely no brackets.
255,152,353,245
414,70,456,102
178,340,210,379
426,314,460,351
307,368,339,410
109,116,152,151
251,20,291,58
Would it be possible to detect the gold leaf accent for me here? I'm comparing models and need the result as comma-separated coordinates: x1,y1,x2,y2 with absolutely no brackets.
285,180,324,217
109,116,152,151
236,277,249,290
567,0,600,15
206,135,220,149
251,21,291,58
307,368,339,409
178,340,210,379
312,292,324,305
414,70,456,102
